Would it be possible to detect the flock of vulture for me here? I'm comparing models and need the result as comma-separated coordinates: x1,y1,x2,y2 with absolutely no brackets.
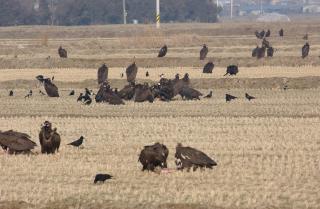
0,27,315,181
252,28,312,59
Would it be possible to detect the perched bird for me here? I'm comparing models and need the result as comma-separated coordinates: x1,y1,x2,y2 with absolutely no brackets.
126,62,138,83
52,76,55,81
158,45,168,57
203,62,214,74
204,91,212,98
25,90,32,98
67,136,84,147
279,28,284,37
200,44,208,60
265,29,271,37
226,94,237,102
9,90,13,96
94,174,113,184
245,93,255,101
69,90,75,96
58,46,67,58
97,63,108,84
39,90,46,96
146,71,149,77
302,42,310,59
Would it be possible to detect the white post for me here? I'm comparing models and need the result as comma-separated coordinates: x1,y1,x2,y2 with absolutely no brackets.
156,0,160,29
230,0,233,19
123,0,127,24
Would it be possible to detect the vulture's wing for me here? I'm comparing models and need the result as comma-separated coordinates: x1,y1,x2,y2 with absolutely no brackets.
107,92,125,105
177,146,216,167
126,63,138,83
98,65,108,84
44,82,59,97
0,131,36,151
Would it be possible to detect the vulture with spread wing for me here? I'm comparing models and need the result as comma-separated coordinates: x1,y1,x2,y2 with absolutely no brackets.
158,45,168,57
126,62,138,83
0,130,37,154
97,64,108,84
175,143,217,171
200,44,208,60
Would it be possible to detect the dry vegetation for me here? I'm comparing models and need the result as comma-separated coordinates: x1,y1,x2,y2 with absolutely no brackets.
0,20,320,209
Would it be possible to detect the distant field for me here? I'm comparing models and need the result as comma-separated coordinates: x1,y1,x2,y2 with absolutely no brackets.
0,21,320,209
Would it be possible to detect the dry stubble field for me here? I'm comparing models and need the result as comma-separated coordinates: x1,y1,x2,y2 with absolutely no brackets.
0,20,320,209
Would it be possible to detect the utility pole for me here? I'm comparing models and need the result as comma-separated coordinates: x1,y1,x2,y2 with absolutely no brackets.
156,0,160,29
123,0,127,24
230,0,233,19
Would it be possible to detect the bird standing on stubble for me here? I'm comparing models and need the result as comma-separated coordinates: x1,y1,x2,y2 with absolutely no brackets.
245,93,256,101
94,174,113,184
67,136,84,147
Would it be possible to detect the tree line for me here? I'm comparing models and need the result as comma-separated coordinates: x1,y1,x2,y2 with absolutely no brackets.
0,0,219,26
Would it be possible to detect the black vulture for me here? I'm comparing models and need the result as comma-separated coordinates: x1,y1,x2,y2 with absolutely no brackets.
179,87,202,100
245,93,255,101
97,64,108,84
158,45,167,57
9,90,13,96
175,143,217,171
267,47,274,57
126,62,138,83
67,136,84,147
203,62,214,74
95,82,125,105
265,29,271,37
302,42,310,59
58,46,67,58
36,75,59,97
94,174,113,184
204,91,212,98
134,83,154,103
200,44,208,60
259,30,265,39
256,46,266,59
279,28,284,37
224,65,239,76
139,142,169,171
252,46,259,57
0,130,37,154
118,83,136,100
226,94,237,102
39,121,61,154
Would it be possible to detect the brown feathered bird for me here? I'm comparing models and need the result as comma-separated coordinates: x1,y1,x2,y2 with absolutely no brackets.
200,44,208,60
279,28,284,37
58,46,67,58
203,62,214,73
175,143,217,171
139,142,169,171
245,93,255,101
179,87,203,100
158,45,167,57
134,83,154,103
36,75,59,97
95,82,125,105
0,130,37,154
302,42,310,59
39,121,61,154
97,63,108,84
126,62,138,83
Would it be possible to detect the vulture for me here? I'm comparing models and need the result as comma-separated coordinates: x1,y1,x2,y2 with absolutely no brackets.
158,45,168,57
256,47,266,59
118,83,136,100
36,75,59,97
9,90,13,96
175,143,217,171
179,87,203,100
95,82,124,105
279,28,284,37
302,42,310,59
58,46,67,58
245,93,255,101
203,62,214,74
265,29,271,37
126,62,138,83
255,30,261,39
226,94,237,102
259,30,265,39
68,136,84,147
172,73,190,97
134,83,154,103
94,174,113,184
224,65,239,76
200,44,209,60
303,33,308,40
39,121,61,154
267,47,274,57
97,64,108,84
138,142,169,171
252,46,259,57
0,130,37,154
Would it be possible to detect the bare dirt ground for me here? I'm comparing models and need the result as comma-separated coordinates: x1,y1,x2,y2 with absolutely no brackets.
0,20,320,209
